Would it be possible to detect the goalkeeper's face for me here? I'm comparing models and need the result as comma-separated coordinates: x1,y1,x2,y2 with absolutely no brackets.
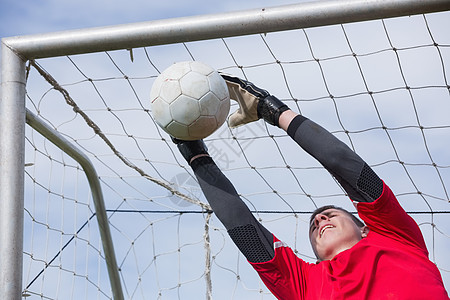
309,208,368,262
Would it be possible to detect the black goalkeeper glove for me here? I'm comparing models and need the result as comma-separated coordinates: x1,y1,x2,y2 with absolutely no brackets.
221,74,289,128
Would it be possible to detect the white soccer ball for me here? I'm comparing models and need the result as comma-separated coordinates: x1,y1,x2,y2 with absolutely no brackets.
150,61,230,140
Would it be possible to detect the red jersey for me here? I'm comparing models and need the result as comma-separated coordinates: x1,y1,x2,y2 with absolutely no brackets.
251,183,449,299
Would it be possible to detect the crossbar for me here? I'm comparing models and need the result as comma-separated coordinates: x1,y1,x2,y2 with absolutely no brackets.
3,0,450,59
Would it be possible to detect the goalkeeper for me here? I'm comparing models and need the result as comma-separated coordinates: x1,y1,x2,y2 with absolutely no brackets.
173,75,449,299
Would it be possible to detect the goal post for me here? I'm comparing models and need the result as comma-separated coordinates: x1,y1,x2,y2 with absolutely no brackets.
1,0,450,299
24,108,124,300
1,41,27,300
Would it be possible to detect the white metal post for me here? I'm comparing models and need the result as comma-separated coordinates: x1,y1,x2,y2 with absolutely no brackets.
4,0,450,60
25,109,124,300
0,43,27,299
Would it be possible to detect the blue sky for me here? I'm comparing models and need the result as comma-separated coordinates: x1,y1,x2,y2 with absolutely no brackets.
0,0,306,71
0,0,305,37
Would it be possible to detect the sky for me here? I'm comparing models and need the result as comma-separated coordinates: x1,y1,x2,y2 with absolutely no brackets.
1,0,450,299
0,0,307,75
0,0,306,41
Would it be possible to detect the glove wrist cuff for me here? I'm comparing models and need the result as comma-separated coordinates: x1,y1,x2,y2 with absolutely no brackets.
172,138,209,165
257,95,289,127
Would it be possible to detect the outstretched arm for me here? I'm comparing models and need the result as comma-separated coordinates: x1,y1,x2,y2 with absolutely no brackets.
223,75,383,203
281,110,383,203
173,139,275,263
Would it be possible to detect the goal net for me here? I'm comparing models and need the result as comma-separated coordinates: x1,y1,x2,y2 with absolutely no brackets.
3,1,450,299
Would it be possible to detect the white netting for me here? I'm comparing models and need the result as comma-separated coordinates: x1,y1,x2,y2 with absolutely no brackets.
23,11,449,299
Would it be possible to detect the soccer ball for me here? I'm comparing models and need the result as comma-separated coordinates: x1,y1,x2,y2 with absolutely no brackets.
150,61,230,140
